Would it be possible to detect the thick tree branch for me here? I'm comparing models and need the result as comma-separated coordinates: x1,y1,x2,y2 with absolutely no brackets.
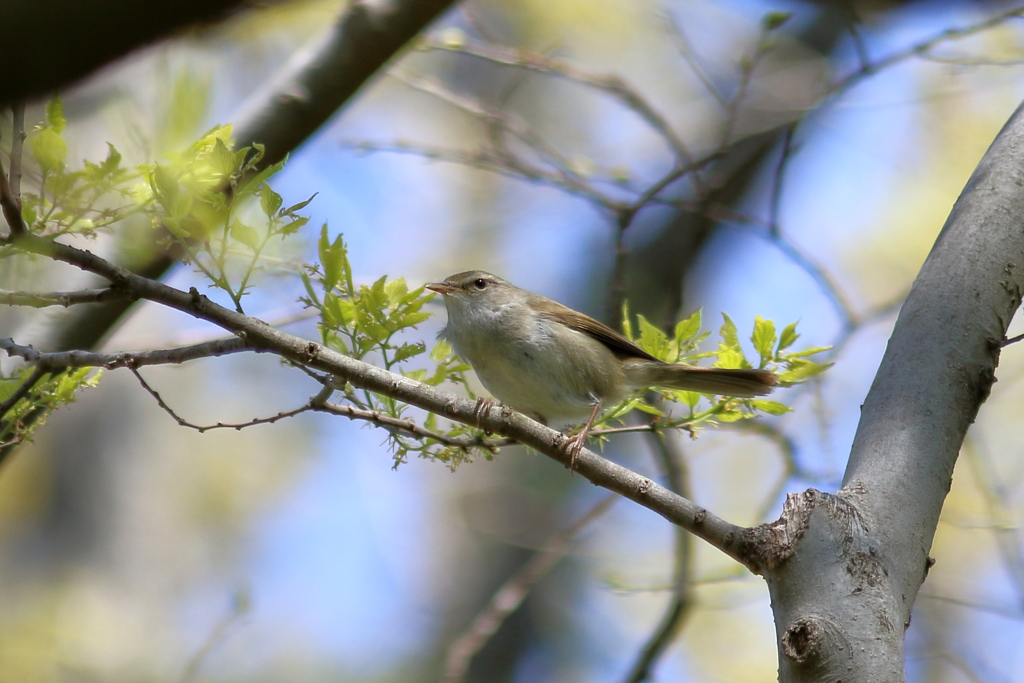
0,0,253,106
764,99,1024,682
231,0,458,172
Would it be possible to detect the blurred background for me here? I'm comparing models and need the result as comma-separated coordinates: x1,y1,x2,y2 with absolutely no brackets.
3,0,1024,681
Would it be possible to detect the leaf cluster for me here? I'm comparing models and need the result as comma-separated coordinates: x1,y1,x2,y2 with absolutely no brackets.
301,227,483,467
6,98,137,252
595,309,831,442
141,126,313,312
0,367,102,450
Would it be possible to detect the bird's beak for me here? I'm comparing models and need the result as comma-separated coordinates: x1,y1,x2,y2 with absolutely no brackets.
426,282,456,294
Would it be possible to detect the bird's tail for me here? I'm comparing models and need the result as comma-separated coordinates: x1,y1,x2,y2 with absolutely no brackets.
627,362,778,398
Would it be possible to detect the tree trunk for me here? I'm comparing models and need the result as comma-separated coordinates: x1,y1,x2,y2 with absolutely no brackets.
762,99,1024,682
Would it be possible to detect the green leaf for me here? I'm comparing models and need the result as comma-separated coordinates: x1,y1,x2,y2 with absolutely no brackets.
778,322,800,352
101,143,122,176
210,138,236,179
385,278,408,308
637,315,669,360
230,219,260,250
284,194,317,215
46,96,66,133
751,400,792,415
674,309,701,343
401,311,431,328
318,224,347,293
716,347,745,369
717,408,752,423
300,270,321,307
762,11,792,31
169,190,193,219
393,342,427,363
717,313,746,368
259,184,283,217
30,128,67,172
778,358,833,382
676,390,702,408
786,346,833,358
431,340,453,362
751,316,777,362
279,216,308,236
632,401,665,417
719,313,740,350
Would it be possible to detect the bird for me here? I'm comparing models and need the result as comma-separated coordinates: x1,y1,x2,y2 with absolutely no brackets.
427,270,778,467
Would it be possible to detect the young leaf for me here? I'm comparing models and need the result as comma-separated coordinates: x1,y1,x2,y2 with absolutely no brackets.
674,309,701,343
778,321,800,352
230,220,260,251
30,128,67,172
46,96,67,133
778,358,833,382
385,278,409,308
637,315,670,360
751,316,777,363
751,400,792,415
719,313,740,350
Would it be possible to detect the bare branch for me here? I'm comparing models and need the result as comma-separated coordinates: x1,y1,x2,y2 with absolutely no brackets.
421,38,695,170
0,337,251,369
9,231,766,570
443,494,617,683
131,367,312,433
0,287,134,308
9,102,25,198
231,0,458,176
834,6,1024,91
313,400,514,450
0,0,252,106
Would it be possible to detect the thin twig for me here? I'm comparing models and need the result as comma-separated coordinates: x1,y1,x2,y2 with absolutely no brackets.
833,6,1024,91
661,11,726,106
443,494,617,683
422,38,695,170
314,400,514,450
9,102,25,198
0,337,251,369
0,286,134,308
130,367,313,432
768,125,796,238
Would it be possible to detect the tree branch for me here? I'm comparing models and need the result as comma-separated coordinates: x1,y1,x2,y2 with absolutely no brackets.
0,337,251,369
0,0,253,106
0,287,135,308
765,98,1024,682
9,230,769,570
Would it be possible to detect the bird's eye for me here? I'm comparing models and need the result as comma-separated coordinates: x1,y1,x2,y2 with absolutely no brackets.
473,278,487,290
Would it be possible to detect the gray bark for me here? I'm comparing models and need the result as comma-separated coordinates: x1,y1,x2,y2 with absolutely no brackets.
763,100,1024,681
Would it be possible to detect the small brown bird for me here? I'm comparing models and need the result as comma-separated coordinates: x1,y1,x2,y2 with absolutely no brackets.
427,271,778,465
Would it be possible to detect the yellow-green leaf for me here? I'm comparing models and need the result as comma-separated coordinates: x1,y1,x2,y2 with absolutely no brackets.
751,400,792,415
674,309,701,343
751,316,777,362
